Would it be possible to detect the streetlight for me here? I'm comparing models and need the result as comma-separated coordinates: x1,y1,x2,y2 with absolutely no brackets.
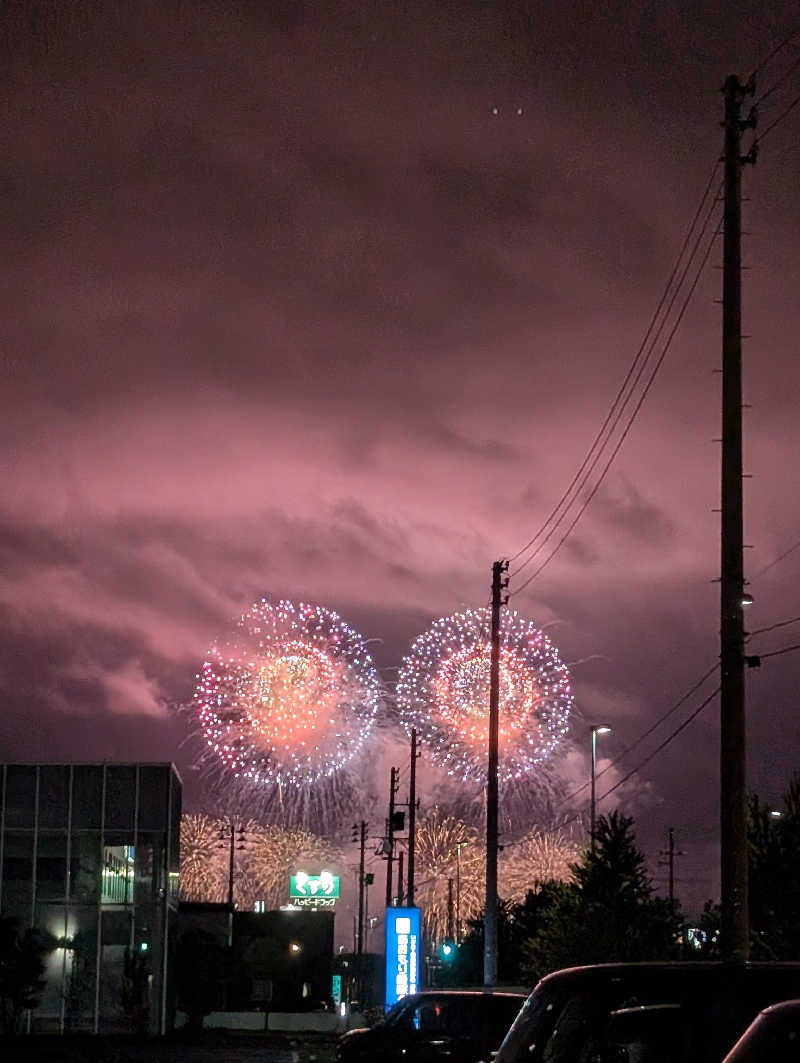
590,726,612,851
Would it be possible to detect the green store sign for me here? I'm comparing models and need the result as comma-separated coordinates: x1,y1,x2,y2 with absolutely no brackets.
289,871,340,902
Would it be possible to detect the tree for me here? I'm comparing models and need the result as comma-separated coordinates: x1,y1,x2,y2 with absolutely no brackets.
521,813,681,981
175,928,224,1032
0,916,48,1035
748,775,800,959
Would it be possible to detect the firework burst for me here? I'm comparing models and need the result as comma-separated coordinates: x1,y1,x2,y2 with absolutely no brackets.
193,598,382,788
397,607,572,782
498,828,580,903
179,814,341,910
414,806,484,942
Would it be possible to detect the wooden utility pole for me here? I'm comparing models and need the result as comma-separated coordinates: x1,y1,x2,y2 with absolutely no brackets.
385,766,398,908
356,821,367,957
720,73,755,964
396,849,404,905
484,559,508,986
659,827,685,907
407,728,417,905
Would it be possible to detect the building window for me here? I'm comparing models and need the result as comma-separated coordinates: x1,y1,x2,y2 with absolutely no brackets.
102,845,135,905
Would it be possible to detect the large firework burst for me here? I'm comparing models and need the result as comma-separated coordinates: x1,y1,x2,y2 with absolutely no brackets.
397,607,573,782
193,598,382,788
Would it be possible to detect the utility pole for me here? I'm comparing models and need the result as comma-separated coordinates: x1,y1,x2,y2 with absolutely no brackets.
396,849,404,905
447,877,455,941
386,767,399,908
355,821,367,958
484,559,508,987
720,73,756,964
659,827,685,907
407,728,418,906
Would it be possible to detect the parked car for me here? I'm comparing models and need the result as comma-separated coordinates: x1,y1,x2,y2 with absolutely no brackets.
721,999,800,1062
337,989,526,1063
493,962,800,1063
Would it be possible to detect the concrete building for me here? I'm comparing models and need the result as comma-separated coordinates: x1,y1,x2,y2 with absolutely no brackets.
0,762,181,1033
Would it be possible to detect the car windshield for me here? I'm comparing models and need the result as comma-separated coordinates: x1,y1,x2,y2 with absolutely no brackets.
724,1010,800,1063
495,987,562,1063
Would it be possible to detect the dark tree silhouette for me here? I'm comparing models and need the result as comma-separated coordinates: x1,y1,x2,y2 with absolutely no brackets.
0,916,48,1035
520,812,681,980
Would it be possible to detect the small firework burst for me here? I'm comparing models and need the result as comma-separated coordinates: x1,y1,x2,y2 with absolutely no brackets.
499,828,580,903
178,814,341,910
413,806,484,942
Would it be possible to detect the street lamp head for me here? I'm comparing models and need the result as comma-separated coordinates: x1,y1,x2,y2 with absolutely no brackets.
741,591,754,607
769,809,784,819
592,725,612,735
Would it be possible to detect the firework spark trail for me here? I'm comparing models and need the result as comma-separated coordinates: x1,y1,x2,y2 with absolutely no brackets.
397,608,573,783
179,814,342,909
498,828,580,903
193,598,382,788
414,806,484,942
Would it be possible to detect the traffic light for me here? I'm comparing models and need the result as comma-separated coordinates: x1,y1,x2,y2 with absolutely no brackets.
440,940,455,962
364,872,375,886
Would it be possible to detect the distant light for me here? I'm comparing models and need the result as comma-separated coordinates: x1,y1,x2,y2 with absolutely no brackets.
441,943,453,956
289,941,302,954
769,809,784,818
339,1002,347,1017
140,942,149,952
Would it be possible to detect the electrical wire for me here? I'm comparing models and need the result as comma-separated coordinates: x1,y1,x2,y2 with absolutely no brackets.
555,662,719,807
758,90,800,142
755,50,800,108
748,29,800,81
512,201,720,595
506,161,722,572
758,643,800,661
596,686,720,804
753,536,800,579
747,615,800,639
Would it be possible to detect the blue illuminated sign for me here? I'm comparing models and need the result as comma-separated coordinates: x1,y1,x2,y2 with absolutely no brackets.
384,906,421,1008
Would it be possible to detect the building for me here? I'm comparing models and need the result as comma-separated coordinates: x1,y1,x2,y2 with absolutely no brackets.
0,762,181,1034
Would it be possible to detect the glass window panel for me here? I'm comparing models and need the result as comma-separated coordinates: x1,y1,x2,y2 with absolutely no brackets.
36,832,68,900
69,832,102,904
71,766,103,829
102,836,135,906
38,766,70,828
104,766,136,830
1,830,34,920
64,906,98,1032
137,766,168,831
3,765,36,828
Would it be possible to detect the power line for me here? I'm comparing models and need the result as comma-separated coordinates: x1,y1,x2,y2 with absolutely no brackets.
758,90,800,142
596,687,720,803
558,663,719,807
748,615,800,639
507,161,721,573
512,201,720,594
755,50,800,107
748,28,800,81
756,642,798,659
753,536,800,579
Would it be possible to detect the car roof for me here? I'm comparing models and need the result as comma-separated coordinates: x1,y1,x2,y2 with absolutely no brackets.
760,999,800,1016
537,961,800,991
405,989,527,1000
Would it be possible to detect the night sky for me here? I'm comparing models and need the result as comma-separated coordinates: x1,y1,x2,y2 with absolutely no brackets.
3,1,800,915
